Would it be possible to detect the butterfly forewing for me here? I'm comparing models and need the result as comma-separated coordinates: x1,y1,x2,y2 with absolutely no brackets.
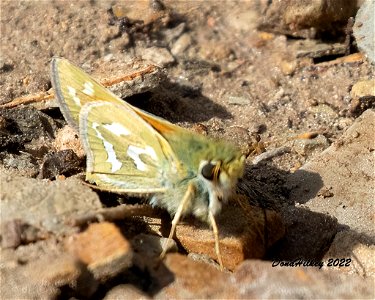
51,58,125,129
51,58,180,193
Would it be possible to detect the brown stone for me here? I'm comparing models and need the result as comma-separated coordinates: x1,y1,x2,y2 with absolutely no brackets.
175,198,285,270
27,254,83,287
155,253,233,299
349,80,375,116
65,222,133,280
1,219,23,248
259,0,357,38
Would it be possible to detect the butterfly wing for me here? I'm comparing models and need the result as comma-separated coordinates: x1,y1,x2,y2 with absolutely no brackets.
51,58,126,129
81,101,181,192
133,107,243,174
51,58,180,193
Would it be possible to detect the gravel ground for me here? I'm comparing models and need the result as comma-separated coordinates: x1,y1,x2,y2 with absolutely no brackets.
1,1,374,299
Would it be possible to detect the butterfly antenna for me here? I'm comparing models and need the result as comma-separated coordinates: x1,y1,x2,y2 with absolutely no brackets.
160,183,195,260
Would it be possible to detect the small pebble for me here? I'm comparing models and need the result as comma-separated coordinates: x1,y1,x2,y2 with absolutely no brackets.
140,47,175,67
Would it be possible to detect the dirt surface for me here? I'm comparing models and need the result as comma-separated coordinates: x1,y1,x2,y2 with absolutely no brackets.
1,0,374,299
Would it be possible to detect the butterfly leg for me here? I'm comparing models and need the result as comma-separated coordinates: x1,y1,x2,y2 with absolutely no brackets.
160,183,195,260
208,210,224,271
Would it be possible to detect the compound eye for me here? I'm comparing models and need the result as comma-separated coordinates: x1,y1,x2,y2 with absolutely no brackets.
201,162,216,180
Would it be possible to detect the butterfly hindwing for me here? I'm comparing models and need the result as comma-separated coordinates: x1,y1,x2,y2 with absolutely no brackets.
81,101,174,191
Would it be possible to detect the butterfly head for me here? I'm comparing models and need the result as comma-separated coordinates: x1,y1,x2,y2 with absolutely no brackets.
195,153,245,219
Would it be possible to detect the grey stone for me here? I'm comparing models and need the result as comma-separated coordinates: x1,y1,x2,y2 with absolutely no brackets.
224,9,259,32
164,22,186,44
292,134,330,156
0,173,102,234
1,253,97,299
232,260,374,298
171,33,192,56
227,95,251,106
323,230,375,277
140,47,175,67
353,0,375,64
154,254,374,299
104,284,151,300
287,109,375,237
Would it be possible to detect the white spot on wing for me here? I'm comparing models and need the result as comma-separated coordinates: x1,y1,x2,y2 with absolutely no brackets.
92,122,122,172
103,122,130,136
145,145,157,160
67,86,81,106
127,145,157,171
83,81,94,96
